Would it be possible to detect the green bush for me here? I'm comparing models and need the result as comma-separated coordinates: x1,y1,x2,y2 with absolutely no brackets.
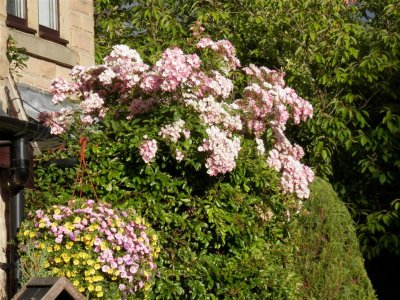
27,133,303,299
295,178,376,300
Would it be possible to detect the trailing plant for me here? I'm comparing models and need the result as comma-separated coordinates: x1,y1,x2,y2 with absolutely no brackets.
6,35,29,77
18,199,159,299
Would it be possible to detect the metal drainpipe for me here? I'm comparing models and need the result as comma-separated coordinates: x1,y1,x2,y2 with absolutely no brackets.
0,115,49,297
9,136,30,297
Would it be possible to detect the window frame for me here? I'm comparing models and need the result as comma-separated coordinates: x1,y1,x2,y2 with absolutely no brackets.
39,24,68,46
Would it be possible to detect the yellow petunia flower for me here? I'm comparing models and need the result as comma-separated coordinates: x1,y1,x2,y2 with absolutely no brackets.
65,222,73,231
100,242,107,251
93,275,103,282
95,286,102,292
87,259,94,266
65,242,73,250
88,224,99,232
61,253,70,263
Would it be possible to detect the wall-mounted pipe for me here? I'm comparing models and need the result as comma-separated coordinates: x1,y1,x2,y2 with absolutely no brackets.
0,116,49,297
9,137,29,296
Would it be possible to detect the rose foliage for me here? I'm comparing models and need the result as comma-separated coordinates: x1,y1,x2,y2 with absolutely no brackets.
26,33,315,298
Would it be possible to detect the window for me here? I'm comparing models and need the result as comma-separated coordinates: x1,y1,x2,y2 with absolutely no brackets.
6,0,36,34
39,0,58,30
38,0,68,45
7,0,26,19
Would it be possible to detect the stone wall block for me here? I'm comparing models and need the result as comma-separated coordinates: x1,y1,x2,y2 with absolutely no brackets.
70,0,94,15
70,29,95,54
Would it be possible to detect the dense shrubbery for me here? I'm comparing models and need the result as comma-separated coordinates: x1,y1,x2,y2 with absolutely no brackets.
25,154,376,299
22,35,313,298
20,19,376,299
27,127,304,299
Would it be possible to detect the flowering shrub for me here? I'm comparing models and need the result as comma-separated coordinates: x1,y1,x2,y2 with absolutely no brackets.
28,29,316,299
18,200,159,299
38,33,314,199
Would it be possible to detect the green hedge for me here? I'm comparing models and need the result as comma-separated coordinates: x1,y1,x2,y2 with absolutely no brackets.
295,178,376,300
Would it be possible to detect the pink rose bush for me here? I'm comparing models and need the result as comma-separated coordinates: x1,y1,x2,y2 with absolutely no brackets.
39,35,314,199
18,200,159,299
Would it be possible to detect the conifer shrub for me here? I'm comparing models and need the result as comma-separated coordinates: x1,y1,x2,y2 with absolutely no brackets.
295,178,376,300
